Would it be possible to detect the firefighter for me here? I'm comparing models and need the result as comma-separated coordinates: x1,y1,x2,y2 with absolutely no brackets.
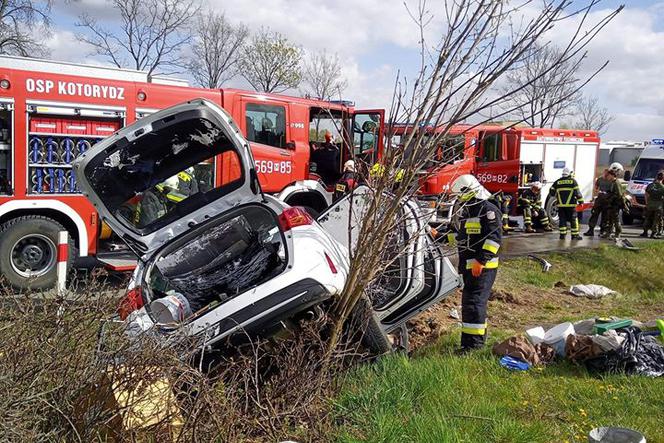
584,169,612,237
518,181,552,233
333,160,359,201
311,131,340,185
602,163,626,239
549,168,583,240
489,190,513,235
449,174,502,353
641,172,664,238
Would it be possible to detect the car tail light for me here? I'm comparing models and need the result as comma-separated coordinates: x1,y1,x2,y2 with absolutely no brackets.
324,251,338,274
118,286,144,320
278,206,314,231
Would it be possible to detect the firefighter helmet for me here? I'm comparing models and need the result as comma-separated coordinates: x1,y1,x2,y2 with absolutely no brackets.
562,168,571,177
450,174,490,201
530,181,542,189
344,160,356,172
609,162,624,174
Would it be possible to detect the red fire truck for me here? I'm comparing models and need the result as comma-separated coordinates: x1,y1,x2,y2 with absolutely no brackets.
0,55,384,289
391,123,600,224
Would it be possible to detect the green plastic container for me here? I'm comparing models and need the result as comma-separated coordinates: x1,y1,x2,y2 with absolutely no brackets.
594,319,632,334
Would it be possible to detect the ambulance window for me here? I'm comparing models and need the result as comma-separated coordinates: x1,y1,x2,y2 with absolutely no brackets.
245,103,286,149
481,133,502,162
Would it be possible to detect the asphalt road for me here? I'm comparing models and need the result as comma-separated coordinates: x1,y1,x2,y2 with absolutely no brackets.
501,222,650,257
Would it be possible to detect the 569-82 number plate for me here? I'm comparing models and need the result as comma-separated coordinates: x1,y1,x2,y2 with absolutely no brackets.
254,160,292,174
477,173,508,184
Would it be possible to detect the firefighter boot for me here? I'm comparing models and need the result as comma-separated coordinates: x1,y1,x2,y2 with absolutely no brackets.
583,229,594,237
524,224,535,233
572,234,583,240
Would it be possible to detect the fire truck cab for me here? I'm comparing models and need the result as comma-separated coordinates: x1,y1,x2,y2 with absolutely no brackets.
393,124,600,225
0,55,384,289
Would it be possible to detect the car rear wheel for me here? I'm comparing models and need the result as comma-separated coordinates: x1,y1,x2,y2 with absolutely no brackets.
0,216,75,290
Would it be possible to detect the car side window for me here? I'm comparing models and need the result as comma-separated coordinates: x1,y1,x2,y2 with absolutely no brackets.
245,103,287,149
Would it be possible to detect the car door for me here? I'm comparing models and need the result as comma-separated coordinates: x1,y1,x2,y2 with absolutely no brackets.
317,186,461,333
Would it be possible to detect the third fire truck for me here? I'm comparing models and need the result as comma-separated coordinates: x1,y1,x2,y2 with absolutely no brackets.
391,123,600,225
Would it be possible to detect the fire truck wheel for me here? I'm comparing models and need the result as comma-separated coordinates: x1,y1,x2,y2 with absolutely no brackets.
545,197,560,228
0,216,75,290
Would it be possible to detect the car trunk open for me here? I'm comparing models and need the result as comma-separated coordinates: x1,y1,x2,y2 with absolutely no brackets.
73,99,262,259
144,204,288,323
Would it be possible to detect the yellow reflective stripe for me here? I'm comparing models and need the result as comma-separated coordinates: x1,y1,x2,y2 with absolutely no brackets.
335,183,346,192
461,322,487,335
465,258,499,269
482,239,500,254
465,217,481,234
447,233,457,246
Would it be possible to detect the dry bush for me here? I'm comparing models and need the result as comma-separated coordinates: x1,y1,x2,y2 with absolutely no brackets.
0,277,360,442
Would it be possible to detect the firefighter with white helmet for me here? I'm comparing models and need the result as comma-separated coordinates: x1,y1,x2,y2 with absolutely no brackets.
449,174,502,353
333,159,358,201
549,167,584,240
609,162,624,175
518,181,552,233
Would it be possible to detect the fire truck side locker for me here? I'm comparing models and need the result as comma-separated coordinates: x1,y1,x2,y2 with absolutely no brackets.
0,101,13,196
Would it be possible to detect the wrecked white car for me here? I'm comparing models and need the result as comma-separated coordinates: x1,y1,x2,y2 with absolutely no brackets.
74,99,460,352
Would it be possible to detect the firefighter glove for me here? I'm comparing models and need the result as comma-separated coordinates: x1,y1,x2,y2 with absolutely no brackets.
471,261,485,277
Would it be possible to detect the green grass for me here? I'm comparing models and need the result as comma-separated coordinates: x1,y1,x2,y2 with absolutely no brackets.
333,242,664,443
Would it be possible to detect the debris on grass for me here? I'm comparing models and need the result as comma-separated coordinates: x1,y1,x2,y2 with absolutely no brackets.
569,284,618,299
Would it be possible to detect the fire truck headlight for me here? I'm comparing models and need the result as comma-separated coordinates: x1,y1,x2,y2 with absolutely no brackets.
0,79,10,90
137,90,147,101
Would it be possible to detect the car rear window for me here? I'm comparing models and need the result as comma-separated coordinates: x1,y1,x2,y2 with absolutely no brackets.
85,113,244,233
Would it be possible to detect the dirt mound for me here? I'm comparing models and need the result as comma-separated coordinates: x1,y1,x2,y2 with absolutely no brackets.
407,291,461,350
489,289,522,305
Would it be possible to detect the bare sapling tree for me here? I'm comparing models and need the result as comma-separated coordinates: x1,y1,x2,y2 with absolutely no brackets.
501,43,584,128
302,50,348,100
570,94,614,134
239,27,302,93
0,0,52,56
76,0,199,77
187,10,248,88
326,0,623,353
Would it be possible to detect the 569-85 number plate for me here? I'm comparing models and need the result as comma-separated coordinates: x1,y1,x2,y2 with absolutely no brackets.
254,160,292,174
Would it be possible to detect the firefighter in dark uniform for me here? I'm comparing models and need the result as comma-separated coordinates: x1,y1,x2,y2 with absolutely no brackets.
518,181,552,233
549,168,583,240
450,174,502,352
489,190,513,235
333,160,358,201
584,169,612,237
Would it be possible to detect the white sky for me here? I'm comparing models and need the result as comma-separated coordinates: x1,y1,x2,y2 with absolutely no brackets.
47,0,664,142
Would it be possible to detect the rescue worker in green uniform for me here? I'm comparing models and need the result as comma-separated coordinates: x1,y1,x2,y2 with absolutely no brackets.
549,168,583,240
518,181,552,233
584,169,612,237
641,171,664,239
449,174,502,353
488,190,513,235
603,168,625,239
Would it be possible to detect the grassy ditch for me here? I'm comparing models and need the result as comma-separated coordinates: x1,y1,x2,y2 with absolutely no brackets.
333,242,664,443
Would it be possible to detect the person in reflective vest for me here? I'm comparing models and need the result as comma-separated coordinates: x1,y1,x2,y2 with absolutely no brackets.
518,181,552,233
333,160,358,201
549,168,583,240
450,174,502,352
641,171,664,239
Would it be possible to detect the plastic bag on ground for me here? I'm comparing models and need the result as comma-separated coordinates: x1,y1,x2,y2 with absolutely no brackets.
585,327,664,377
569,284,617,299
591,330,625,353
